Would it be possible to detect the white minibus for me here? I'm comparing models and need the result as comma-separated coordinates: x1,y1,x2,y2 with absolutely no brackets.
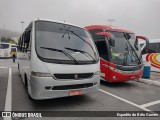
18,19,100,100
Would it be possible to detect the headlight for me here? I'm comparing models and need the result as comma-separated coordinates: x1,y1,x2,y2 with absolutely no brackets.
31,71,52,77
100,72,105,77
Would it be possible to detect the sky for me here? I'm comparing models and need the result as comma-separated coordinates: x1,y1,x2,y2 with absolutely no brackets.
0,0,160,38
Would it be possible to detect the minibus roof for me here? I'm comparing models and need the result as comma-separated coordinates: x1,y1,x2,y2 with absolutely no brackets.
85,25,134,33
33,18,83,29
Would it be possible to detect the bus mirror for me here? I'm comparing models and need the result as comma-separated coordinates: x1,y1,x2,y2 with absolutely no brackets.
109,37,115,47
136,36,150,52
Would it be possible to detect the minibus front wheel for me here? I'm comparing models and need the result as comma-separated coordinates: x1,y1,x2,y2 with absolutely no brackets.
24,74,35,100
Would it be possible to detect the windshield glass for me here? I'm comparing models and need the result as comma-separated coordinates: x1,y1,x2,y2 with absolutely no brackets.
35,21,98,64
11,48,16,52
106,31,141,66
0,43,9,49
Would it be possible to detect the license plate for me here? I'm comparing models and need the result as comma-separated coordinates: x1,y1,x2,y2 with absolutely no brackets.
69,90,82,96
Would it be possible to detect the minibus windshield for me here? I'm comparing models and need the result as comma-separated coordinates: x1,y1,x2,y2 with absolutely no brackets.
107,31,141,66
35,21,98,64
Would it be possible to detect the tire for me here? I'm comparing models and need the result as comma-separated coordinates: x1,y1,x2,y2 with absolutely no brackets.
24,74,28,90
24,74,35,101
18,64,21,77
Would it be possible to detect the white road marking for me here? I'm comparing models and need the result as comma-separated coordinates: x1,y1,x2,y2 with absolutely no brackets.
11,64,17,67
140,100,160,108
0,67,8,69
3,68,12,120
99,89,151,111
138,78,160,87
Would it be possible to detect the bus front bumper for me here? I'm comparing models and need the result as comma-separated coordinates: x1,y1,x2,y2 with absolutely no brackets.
29,75,100,100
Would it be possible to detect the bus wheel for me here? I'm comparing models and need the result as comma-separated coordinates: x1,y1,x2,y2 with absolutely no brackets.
24,74,35,100
18,64,21,77
24,74,28,90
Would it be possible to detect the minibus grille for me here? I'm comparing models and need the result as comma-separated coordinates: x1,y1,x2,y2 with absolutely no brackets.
52,83,93,90
54,73,94,80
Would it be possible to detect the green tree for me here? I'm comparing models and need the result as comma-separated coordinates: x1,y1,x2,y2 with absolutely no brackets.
1,37,16,44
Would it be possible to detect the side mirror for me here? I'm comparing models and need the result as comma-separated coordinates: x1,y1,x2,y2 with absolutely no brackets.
136,36,150,53
96,32,115,46
109,37,115,47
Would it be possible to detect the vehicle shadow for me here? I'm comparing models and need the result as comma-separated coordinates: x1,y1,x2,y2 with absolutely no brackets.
100,80,137,88
30,94,94,111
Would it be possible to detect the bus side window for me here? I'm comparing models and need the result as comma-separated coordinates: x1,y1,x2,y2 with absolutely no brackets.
158,43,160,52
18,22,32,53
18,36,23,52
148,43,159,53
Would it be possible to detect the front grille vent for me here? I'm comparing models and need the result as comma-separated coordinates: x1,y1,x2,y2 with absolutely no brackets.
54,73,94,80
52,83,93,90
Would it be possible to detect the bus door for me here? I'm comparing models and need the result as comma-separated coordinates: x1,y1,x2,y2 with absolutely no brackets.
95,38,109,80
95,32,114,81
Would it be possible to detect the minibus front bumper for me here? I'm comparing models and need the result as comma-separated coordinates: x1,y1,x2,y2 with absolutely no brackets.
29,75,100,100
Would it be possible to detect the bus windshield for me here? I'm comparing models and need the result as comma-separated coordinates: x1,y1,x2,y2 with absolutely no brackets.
0,43,9,49
11,47,17,52
35,21,98,64
107,31,141,66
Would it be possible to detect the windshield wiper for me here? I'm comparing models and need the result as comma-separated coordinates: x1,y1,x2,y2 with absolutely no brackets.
65,47,96,62
124,34,141,64
60,25,71,39
69,30,96,55
60,26,97,60
123,45,129,65
40,47,79,64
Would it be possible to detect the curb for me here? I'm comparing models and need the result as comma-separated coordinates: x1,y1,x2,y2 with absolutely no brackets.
137,78,160,87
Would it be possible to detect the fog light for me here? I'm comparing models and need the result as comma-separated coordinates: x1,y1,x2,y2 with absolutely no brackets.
113,76,116,80
93,82,97,85
100,72,105,77
45,86,52,90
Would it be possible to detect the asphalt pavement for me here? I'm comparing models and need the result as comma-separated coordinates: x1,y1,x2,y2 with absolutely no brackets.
0,59,160,120
0,68,8,111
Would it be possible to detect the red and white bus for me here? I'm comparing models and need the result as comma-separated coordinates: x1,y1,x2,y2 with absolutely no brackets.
85,25,149,82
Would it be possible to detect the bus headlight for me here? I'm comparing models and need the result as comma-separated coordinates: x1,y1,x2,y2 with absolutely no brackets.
31,71,52,77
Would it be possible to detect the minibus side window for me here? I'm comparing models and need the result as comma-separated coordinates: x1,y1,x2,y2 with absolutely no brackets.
18,23,32,53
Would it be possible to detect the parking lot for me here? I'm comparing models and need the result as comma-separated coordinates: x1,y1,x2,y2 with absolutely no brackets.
0,59,160,120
